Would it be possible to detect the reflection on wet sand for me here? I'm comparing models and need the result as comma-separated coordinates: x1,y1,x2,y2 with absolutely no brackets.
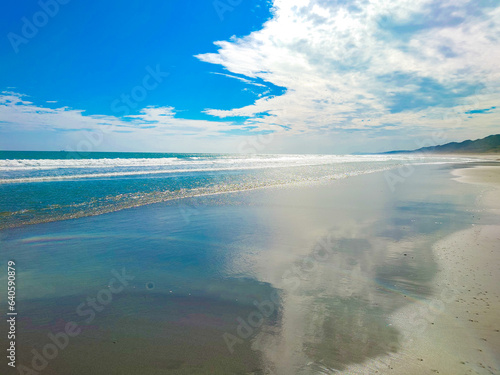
234,167,475,374
251,231,427,374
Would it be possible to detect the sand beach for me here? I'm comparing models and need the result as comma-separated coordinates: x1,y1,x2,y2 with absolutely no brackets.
1,160,499,374
343,163,500,375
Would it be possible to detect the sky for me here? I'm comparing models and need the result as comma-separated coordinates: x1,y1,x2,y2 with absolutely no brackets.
0,0,499,154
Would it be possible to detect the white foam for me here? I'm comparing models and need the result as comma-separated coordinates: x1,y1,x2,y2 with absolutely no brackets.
0,154,469,170
0,154,478,184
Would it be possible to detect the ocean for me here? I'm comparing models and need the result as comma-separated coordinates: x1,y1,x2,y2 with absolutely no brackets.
0,151,476,229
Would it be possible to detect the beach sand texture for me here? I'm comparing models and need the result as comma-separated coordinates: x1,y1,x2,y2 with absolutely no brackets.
345,165,500,375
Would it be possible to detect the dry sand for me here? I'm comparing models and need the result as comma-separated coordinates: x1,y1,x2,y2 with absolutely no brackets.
342,165,500,375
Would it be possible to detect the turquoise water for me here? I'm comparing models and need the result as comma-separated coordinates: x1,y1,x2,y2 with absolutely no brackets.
0,151,476,229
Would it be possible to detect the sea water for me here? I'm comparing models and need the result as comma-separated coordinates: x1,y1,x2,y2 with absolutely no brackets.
0,151,476,229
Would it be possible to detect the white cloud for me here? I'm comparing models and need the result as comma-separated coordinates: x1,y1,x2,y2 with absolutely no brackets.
0,92,243,133
211,72,267,87
196,0,500,142
0,92,250,152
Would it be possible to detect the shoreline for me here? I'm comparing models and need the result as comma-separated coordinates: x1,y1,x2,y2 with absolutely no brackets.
0,165,396,231
0,154,485,231
2,163,498,374
345,164,500,375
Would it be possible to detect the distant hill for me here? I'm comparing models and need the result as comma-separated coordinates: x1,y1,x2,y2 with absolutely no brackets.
384,134,500,154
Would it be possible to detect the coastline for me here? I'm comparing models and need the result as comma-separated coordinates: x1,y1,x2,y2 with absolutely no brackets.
2,162,497,374
345,163,500,375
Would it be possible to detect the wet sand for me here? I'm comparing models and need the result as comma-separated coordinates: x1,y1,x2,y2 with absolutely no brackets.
1,163,496,374
345,165,500,375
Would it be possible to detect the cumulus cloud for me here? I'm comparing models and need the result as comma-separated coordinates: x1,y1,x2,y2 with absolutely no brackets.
196,0,500,140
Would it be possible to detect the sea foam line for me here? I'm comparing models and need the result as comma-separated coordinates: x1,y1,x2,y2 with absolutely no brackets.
0,163,346,184
0,154,468,171
0,157,478,184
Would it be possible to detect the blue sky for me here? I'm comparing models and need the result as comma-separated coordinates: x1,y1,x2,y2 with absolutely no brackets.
1,0,499,154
